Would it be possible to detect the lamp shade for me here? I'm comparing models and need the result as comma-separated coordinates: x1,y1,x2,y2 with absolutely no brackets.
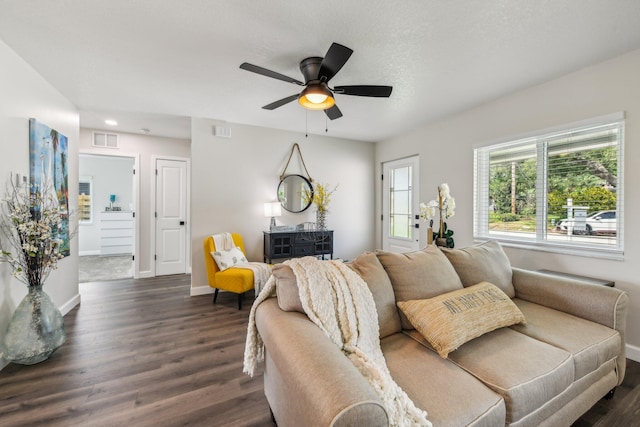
264,202,282,218
298,83,335,110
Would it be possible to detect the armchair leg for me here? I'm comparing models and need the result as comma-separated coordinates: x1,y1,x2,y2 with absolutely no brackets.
213,288,219,304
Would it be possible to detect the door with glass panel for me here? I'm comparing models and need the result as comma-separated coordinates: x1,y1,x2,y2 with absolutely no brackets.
382,156,420,252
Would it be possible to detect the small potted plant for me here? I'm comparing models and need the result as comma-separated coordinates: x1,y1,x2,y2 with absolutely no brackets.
420,183,455,248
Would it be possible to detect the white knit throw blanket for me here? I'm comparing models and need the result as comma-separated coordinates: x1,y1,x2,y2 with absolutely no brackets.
233,262,271,297
211,232,234,251
243,257,431,427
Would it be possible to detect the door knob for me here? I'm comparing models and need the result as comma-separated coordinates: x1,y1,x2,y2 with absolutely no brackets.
180,221,185,226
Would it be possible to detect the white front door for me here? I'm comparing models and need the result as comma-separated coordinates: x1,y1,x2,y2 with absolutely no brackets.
382,156,420,253
155,158,188,276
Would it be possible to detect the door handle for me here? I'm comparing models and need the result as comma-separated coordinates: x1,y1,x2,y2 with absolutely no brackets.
180,221,185,226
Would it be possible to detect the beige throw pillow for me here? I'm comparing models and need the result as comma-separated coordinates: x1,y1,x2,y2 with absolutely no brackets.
376,245,464,329
397,282,526,358
441,240,515,297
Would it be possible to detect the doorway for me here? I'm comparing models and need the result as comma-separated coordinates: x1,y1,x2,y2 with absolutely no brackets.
153,156,190,276
78,153,139,281
382,156,420,253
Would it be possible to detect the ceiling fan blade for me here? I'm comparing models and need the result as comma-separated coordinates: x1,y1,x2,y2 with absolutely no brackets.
318,43,353,83
240,62,304,86
333,85,393,97
262,94,299,110
325,104,343,120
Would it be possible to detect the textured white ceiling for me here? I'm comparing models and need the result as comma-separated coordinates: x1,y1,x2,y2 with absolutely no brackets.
1,0,639,141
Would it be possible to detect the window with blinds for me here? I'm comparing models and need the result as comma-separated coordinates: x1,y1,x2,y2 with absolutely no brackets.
474,113,624,258
78,178,93,223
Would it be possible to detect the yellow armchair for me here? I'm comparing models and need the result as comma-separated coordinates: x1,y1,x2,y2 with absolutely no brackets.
204,233,254,310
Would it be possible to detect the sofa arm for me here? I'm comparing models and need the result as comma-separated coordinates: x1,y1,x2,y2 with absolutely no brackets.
512,268,628,329
256,298,387,427
512,267,629,384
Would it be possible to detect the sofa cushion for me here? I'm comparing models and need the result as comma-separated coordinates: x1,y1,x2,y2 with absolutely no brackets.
376,245,464,329
397,282,526,358
434,327,574,424
511,298,622,381
348,252,402,339
381,333,505,427
441,240,515,297
272,264,304,312
273,255,403,339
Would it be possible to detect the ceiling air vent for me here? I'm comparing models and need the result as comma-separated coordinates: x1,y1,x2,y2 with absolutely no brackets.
93,132,119,148
213,125,231,138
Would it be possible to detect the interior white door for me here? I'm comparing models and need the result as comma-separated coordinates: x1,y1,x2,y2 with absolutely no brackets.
382,156,420,253
155,159,187,276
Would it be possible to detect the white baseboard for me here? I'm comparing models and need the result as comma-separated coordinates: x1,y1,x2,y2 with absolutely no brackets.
138,270,153,279
626,343,640,363
60,293,81,316
190,285,214,296
79,250,100,256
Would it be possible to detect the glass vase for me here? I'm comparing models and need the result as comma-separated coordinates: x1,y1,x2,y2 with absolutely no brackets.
316,210,327,230
1,285,66,365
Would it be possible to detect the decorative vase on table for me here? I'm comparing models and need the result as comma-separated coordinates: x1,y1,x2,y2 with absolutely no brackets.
304,182,337,232
316,209,327,231
2,285,66,365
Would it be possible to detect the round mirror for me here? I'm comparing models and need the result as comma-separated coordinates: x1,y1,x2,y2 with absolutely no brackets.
278,174,313,213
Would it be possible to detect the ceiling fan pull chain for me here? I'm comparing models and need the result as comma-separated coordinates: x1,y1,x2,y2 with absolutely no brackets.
305,110,309,138
325,115,328,133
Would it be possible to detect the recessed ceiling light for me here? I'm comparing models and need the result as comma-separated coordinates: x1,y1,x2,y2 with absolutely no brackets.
140,128,150,134
105,119,118,126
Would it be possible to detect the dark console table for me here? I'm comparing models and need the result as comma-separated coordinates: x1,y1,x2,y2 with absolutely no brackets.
263,230,333,263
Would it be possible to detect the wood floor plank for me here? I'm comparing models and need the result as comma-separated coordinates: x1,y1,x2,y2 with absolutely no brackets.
0,274,637,426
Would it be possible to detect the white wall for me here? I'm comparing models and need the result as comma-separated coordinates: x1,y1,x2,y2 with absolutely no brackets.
191,118,376,294
0,39,80,367
79,155,135,255
79,129,190,276
376,49,640,361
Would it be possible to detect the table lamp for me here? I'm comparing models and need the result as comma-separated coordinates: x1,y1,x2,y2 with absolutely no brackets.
264,202,282,230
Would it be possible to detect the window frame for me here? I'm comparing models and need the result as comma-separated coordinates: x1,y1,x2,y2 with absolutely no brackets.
78,176,93,224
473,113,624,260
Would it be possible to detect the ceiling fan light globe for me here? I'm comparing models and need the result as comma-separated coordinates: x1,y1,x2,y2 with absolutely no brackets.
305,93,328,104
298,84,335,110
298,95,335,110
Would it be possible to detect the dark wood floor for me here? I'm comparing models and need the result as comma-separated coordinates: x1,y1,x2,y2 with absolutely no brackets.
0,275,638,426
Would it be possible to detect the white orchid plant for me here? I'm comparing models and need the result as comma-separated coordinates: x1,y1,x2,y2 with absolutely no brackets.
0,181,65,288
420,183,456,248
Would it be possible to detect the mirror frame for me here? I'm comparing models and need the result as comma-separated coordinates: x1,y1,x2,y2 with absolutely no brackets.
278,174,314,213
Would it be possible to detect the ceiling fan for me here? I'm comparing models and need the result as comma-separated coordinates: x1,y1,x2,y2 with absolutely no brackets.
239,42,392,120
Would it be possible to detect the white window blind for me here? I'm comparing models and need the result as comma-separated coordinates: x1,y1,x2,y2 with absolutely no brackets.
474,113,624,259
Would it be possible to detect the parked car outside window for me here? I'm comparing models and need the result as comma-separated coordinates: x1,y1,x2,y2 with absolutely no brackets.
555,210,616,235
